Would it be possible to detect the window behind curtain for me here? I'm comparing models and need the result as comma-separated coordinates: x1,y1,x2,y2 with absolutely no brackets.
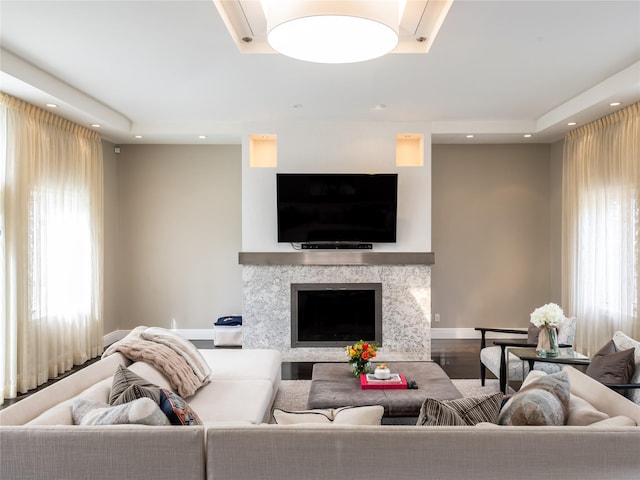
29,186,93,320
575,187,638,329
1,93,103,404
563,102,640,355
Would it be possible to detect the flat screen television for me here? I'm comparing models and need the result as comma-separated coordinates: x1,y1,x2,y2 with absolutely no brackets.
276,173,398,244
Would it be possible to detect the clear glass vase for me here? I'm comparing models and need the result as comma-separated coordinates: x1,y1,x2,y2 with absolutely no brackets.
536,327,559,357
546,327,559,357
351,361,372,377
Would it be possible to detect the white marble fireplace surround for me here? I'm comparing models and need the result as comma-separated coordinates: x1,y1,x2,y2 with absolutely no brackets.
240,252,433,362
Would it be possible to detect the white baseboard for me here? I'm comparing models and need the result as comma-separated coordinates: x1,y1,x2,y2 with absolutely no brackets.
431,328,526,339
104,327,516,345
103,328,213,346
177,329,214,340
103,330,128,347
431,328,478,339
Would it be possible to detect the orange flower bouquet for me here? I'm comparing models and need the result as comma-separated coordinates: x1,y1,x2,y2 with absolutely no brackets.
345,340,379,376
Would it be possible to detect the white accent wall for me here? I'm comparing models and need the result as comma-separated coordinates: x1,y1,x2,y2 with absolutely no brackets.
241,121,432,252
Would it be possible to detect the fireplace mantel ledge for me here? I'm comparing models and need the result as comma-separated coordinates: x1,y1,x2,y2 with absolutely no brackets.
238,251,434,266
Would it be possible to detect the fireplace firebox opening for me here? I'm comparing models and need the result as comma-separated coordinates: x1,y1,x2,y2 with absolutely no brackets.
291,283,382,348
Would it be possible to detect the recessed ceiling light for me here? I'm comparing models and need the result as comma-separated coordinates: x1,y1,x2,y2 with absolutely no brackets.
373,104,387,110
91,124,101,128
134,135,143,139
567,122,577,126
610,102,621,106
198,135,207,139
523,134,532,138
466,134,475,138
46,103,58,108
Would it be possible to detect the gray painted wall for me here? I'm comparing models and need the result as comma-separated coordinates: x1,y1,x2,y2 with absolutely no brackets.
105,144,242,331
102,142,561,336
431,143,561,331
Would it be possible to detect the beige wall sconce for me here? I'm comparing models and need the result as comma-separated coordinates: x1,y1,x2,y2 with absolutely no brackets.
249,134,278,168
396,133,424,167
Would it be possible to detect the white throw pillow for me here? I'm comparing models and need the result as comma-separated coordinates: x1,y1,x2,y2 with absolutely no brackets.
612,331,640,404
273,405,384,425
332,406,385,425
272,408,333,424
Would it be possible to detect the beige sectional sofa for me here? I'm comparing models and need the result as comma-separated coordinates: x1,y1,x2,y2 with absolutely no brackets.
2,344,639,480
209,366,640,480
0,347,282,480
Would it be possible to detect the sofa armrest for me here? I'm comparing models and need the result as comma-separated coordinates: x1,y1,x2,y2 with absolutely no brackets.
0,425,205,480
564,366,640,423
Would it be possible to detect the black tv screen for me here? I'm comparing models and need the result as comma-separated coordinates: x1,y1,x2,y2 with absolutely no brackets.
276,173,398,244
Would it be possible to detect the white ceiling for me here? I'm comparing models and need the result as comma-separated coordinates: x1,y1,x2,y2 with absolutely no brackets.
1,0,639,145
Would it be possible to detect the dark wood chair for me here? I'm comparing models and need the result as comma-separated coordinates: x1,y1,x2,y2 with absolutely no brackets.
475,319,576,393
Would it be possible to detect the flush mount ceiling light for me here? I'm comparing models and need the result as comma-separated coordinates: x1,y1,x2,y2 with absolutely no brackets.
262,0,404,63
213,0,454,59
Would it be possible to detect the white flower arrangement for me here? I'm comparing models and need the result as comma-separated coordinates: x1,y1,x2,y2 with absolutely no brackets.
530,303,567,328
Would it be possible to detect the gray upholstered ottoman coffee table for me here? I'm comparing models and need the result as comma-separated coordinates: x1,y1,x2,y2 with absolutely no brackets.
307,362,462,423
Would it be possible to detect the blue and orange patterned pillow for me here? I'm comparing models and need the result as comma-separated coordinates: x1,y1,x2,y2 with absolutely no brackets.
159,388,202,426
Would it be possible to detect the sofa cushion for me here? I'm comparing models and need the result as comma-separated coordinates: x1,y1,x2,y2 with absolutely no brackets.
612,331,640,403
416,392,503,426
586,339,635,386
273,405,384,425
159,388,202,426
567,394,610,426
198,349,282,384
25,379,112,426
109,365,161,405
587,415,637,427
72,397,169,426
498,370,570,426
188,379,275,426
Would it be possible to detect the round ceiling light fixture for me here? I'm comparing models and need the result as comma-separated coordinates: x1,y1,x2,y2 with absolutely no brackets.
262,0,405,64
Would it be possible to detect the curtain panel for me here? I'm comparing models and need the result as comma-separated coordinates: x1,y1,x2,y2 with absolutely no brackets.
1,93,104,403
562,102,640,356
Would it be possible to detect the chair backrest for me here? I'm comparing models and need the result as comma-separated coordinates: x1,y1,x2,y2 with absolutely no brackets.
558,317,577,346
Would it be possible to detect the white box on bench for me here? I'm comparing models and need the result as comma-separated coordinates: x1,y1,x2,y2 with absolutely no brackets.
213,325,242,347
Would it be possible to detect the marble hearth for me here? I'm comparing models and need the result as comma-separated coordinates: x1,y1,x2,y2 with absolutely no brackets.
239,252,434,362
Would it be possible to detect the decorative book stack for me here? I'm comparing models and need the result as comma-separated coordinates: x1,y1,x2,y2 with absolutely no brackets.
360,373,407,390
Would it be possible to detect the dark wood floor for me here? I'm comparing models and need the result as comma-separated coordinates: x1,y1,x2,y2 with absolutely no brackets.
1,338,494,409
279,338,487,380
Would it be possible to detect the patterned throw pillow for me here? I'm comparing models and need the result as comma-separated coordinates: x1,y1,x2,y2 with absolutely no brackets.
416,392,504,426
159,388,202,426
109,365,161,406
72,397,169,426
498,370,570,426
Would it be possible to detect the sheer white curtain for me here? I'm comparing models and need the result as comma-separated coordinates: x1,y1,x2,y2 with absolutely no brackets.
562,102,639,356
1,93,104,404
